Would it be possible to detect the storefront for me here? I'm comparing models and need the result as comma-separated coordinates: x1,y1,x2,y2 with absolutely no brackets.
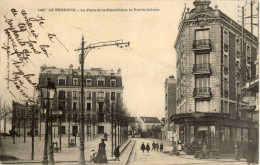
171,113,252,154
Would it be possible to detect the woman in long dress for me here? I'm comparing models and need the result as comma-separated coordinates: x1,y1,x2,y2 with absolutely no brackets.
94,138,107,164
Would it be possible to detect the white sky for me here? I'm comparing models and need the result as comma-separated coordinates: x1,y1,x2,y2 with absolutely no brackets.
0,0,257,120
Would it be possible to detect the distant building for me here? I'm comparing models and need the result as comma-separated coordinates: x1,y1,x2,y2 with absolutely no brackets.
171,0,258,154
38,65,123,137
164,75,177,141
137,117,162,138
127,117,138,137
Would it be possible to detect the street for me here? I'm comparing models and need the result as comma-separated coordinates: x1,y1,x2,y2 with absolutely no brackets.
127,138,248,165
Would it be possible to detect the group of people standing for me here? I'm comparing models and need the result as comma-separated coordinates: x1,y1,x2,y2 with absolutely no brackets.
141,141,163,153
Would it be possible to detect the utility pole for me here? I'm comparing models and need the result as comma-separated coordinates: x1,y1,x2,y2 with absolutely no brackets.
75,37,129,164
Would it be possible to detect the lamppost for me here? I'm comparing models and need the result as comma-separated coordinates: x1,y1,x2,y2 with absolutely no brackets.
40,78,56,165
57,110,62,151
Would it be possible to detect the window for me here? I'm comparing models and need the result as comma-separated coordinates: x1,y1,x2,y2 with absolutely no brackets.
98,102,104,112
195,29,209,40
110,80,116,87
98,126,104,134
87,72,91,78
73,72,78,76
196,77,210,88
87,126,91,134
196,54,209,64
224,78,228,91
247,46,251,62
224,31,228,44
111,73,115,78
98,92,105,98
224,56,228,68
61,126,66,134
236,39,241,53
59,91,66,100
98,80,105,86
87,103,91,111
111,92,115,100
223,101,229,113
73,91,77,99
190,126,194,144
73,78,78,85
86,79,92,86
98,113,104,122
73,102,77,111
58,101,66,110
58,79,66,85
86,91,91,99
196,101,210,112
87,114,91,121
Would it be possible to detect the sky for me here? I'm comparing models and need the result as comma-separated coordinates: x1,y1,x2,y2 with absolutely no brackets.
0,0,257,123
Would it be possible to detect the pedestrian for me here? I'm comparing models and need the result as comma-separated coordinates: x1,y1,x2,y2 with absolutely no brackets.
156,142,159,151
114,146,120,161
90,148,97,163
160,142,163,152
141,142,145,153
234,141,240,161
146,143,150,153
152,141,156,151
94,138,107,164
247,139,255,165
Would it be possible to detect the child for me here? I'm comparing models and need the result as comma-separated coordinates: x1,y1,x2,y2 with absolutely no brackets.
90,148,97,163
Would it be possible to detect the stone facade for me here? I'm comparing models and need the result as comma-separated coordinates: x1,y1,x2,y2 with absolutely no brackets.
172,0,258,154
38,65,123,136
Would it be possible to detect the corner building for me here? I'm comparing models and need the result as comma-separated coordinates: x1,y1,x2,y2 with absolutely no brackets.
38,65,123,137
171,0,258,153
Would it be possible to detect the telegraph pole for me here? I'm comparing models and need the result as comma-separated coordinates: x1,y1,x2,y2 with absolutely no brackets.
75,37,129,164
79,36,86,165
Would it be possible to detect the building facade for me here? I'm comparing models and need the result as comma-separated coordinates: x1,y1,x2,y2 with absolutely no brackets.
171,0,258,154
38,65,123,137
137,117,162,138
164,76,177,141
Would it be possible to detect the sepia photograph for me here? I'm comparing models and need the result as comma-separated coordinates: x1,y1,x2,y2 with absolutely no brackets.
0,0,259,164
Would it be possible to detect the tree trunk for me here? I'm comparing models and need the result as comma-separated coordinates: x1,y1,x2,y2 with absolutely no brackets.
4,113,6,139
31,112,35,160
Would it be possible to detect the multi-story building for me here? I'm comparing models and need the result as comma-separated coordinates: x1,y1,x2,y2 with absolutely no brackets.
38,64,123,137
171,0,258,154
127,117,138,137
164,75,177,141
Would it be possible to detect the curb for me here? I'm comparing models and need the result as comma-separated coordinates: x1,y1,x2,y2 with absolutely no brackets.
125,140,136,165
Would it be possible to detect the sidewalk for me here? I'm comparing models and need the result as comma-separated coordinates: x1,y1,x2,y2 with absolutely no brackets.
0,136,132,164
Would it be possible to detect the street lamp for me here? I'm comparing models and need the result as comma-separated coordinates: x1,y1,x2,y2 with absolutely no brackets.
40,78,56,165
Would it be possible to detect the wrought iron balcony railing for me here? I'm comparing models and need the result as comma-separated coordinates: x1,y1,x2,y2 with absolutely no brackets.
97,96,105,102
193,39,211,50
193,87,212,99
193,63,212,75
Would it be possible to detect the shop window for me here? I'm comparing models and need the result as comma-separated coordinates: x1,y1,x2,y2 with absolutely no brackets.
210,126,216,148
221,127,230,142
236,128,242,142
190,126,194,144
243,129,248,142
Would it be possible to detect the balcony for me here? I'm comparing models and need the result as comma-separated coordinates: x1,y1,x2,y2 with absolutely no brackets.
58,97,66,100
193,87,212,100
193,63,212,75
193,39,211,51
